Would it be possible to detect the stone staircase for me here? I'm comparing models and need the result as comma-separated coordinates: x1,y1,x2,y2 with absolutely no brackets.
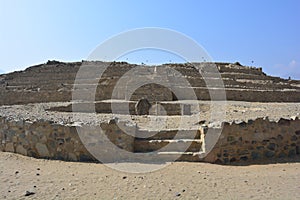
133,129,204,162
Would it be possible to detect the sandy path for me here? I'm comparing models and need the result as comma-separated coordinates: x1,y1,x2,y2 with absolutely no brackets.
0,152,299,200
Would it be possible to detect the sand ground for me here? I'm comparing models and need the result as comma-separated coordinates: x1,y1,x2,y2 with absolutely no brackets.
1,101,300,199
0,152,299,200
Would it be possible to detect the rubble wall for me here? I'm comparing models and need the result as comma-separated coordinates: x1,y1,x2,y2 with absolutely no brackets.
0,115,299,164
0,117,135,162
204,118,300,163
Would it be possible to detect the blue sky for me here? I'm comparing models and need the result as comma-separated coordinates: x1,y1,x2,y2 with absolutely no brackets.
0,0,299,79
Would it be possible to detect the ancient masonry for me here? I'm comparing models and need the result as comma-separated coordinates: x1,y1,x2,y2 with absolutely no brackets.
0,61,299,164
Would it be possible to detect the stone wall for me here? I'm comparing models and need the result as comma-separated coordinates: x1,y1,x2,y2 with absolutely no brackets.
0,117,135,162
204,117,300,163
47,101,196,116
0,115,299,164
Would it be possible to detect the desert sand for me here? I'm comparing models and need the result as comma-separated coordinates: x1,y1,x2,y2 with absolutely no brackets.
1,62,300,199
0,152,299,200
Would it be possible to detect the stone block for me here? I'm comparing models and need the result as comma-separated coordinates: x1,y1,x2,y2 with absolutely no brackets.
182,104,191,115
227,136,235,142
240,156,248,161
68,153,77,161
291,135,297,141
251,151,261,160
5,143,14,152
135,98,151,115
288,149,296,157
16,145,27,156
35,143,50,157
267,143,276,151
264,150,275,158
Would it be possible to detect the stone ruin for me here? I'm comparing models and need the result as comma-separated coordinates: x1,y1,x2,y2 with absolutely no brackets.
0,61,299,164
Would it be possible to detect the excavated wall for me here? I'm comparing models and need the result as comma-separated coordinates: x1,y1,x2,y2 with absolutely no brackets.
203,117,300,163
0,117,134,162
0,115,299,164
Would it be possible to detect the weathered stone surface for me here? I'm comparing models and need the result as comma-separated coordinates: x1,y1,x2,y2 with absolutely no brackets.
0,115,299,164
135,98,151,115
5,143,14,152
35,143,50,157
68,153,77,161
203,117,300,163
267,143,276,151
16,145,27,156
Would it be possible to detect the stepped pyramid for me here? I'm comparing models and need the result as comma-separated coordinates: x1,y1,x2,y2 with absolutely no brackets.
0,61,300,106
0,61,299,163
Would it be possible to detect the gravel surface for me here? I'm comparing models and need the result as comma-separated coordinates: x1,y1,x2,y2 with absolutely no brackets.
0,101,299,130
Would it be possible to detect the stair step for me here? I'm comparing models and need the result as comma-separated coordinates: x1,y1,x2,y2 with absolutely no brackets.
134,139,202,152
159,151,202,162
135,129,201,140
128,151,203,163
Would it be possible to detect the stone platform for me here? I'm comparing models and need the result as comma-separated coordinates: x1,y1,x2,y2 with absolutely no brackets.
0,101,299,164
0,61,300,164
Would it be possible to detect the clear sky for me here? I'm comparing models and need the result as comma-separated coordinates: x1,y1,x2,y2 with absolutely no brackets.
0,0,299,79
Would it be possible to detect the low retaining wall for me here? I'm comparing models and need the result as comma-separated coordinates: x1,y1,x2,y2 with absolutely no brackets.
204,118,300,163
0,117,134,162
47,102,196,116
0,116,299,164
